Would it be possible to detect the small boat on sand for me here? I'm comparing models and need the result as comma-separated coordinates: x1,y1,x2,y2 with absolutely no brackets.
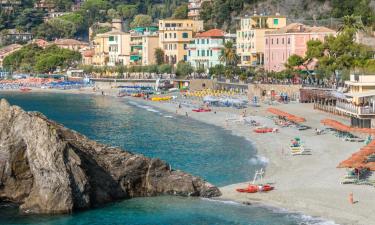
236,184,274,193
253,128,274,133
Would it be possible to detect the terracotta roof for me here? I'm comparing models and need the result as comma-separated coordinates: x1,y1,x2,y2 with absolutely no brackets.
54,39,88,46
0,44,22,56
267,23,336,35
82,49,94,57
196,29,225,38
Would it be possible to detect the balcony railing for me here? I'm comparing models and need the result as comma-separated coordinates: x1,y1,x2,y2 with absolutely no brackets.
336,102,375,115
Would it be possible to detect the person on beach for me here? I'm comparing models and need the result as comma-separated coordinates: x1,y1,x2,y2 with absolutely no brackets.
185,112,188,117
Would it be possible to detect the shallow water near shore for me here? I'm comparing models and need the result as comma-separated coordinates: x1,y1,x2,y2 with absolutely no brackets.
0,92,335,225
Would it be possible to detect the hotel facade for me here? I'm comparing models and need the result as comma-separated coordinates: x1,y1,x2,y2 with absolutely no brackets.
236,14,286,67
158,19,204,65
264,23,335,72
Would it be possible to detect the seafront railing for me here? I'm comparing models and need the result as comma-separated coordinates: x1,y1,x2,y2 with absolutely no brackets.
336,102,375,115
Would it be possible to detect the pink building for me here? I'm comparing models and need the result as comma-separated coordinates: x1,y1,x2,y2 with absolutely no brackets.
264,23,335,72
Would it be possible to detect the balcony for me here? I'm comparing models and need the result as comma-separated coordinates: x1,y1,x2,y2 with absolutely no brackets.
336,101,375,116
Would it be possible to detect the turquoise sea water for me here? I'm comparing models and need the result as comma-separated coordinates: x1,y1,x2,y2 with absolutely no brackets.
0,93,334,225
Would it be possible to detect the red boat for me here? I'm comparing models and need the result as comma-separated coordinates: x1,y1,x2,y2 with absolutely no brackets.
236,184,274,193
254,128,273,133
20,87,32,92
192,108,212,112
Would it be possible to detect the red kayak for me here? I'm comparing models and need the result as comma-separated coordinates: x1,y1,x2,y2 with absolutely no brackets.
192,108,211,112
236,184,274,193
254,128,273,133
20,87,32,92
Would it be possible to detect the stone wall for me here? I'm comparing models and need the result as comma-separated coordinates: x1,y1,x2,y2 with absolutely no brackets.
248,83,302,101
189,79,216,91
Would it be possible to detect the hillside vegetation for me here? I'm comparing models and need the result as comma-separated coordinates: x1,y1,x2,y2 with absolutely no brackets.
0,0,374,41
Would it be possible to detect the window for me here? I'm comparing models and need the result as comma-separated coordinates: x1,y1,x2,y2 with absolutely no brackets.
182,32,189,38
202,39,205,44
202,50,205,56
188,50,191,56
184,55,187,61
109,36,114,41
276,38,278,44
210,50,213,56
174,33,176,38
165,33,167,39
271,39,273,45
198,51,200,56
273,19,279,25
207,50,209,56
288,38,290,44
282,38,284,44
183,44,187,50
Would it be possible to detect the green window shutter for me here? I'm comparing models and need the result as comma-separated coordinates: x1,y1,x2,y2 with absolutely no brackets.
273,19,279,25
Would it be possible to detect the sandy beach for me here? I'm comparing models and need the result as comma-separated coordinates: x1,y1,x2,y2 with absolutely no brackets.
125,95,375,225
1,87,375,225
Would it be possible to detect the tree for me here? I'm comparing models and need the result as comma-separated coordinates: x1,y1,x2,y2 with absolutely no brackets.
35,18,77,40
338,15,365,35
176,61,193,78
117,4,137,19
79,0,110,26
14,8,44,31
158,64,172,74
130,14,152,28
287,54,304,68
154,48,165,65
172,4,188,19
220,41,239,66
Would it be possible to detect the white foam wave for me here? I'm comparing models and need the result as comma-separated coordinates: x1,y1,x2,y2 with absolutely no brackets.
249,155,269,165
200,198,242,206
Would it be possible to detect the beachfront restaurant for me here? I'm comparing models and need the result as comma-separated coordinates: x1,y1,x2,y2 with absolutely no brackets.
336,91,375,128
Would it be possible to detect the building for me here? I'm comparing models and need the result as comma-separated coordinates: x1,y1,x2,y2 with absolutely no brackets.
32,39,49,48
236,14,286,68
34,0,54,12
0,0,21,11
188,0,211,20
159,19,204,65
336,74,375,128
93,30,131,66
91,19,132,66
0,29,33,45
81,49,94,65
54,39,89,51
0,44,22,68
129,27,159,66
264,23,336,72
187,29,226,72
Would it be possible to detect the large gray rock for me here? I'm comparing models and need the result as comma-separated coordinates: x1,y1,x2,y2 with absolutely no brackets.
0,99,221,214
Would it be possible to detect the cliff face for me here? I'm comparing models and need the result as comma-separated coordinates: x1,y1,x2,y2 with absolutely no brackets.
0,99,221,214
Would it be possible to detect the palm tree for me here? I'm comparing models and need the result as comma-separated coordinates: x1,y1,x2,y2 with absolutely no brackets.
338,15,365,34
220,41,239,66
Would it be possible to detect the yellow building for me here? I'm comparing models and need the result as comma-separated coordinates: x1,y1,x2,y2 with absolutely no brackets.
129,27,159,66
92,30,131,66
236,14,286,67
159,19,204,65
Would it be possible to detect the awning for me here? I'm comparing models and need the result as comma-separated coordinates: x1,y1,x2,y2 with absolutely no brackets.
267,108,306,123
345,91,375,98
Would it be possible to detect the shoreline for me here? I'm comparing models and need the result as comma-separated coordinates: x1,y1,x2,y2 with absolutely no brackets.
1,88,374,225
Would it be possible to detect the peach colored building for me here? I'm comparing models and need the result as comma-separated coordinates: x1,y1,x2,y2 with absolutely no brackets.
236,14,287,67
264,23,335,72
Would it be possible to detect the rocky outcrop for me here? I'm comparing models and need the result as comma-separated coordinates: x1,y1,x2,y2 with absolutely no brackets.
0,99,221,214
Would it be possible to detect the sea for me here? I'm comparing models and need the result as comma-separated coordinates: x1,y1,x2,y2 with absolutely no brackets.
0,92,336,225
